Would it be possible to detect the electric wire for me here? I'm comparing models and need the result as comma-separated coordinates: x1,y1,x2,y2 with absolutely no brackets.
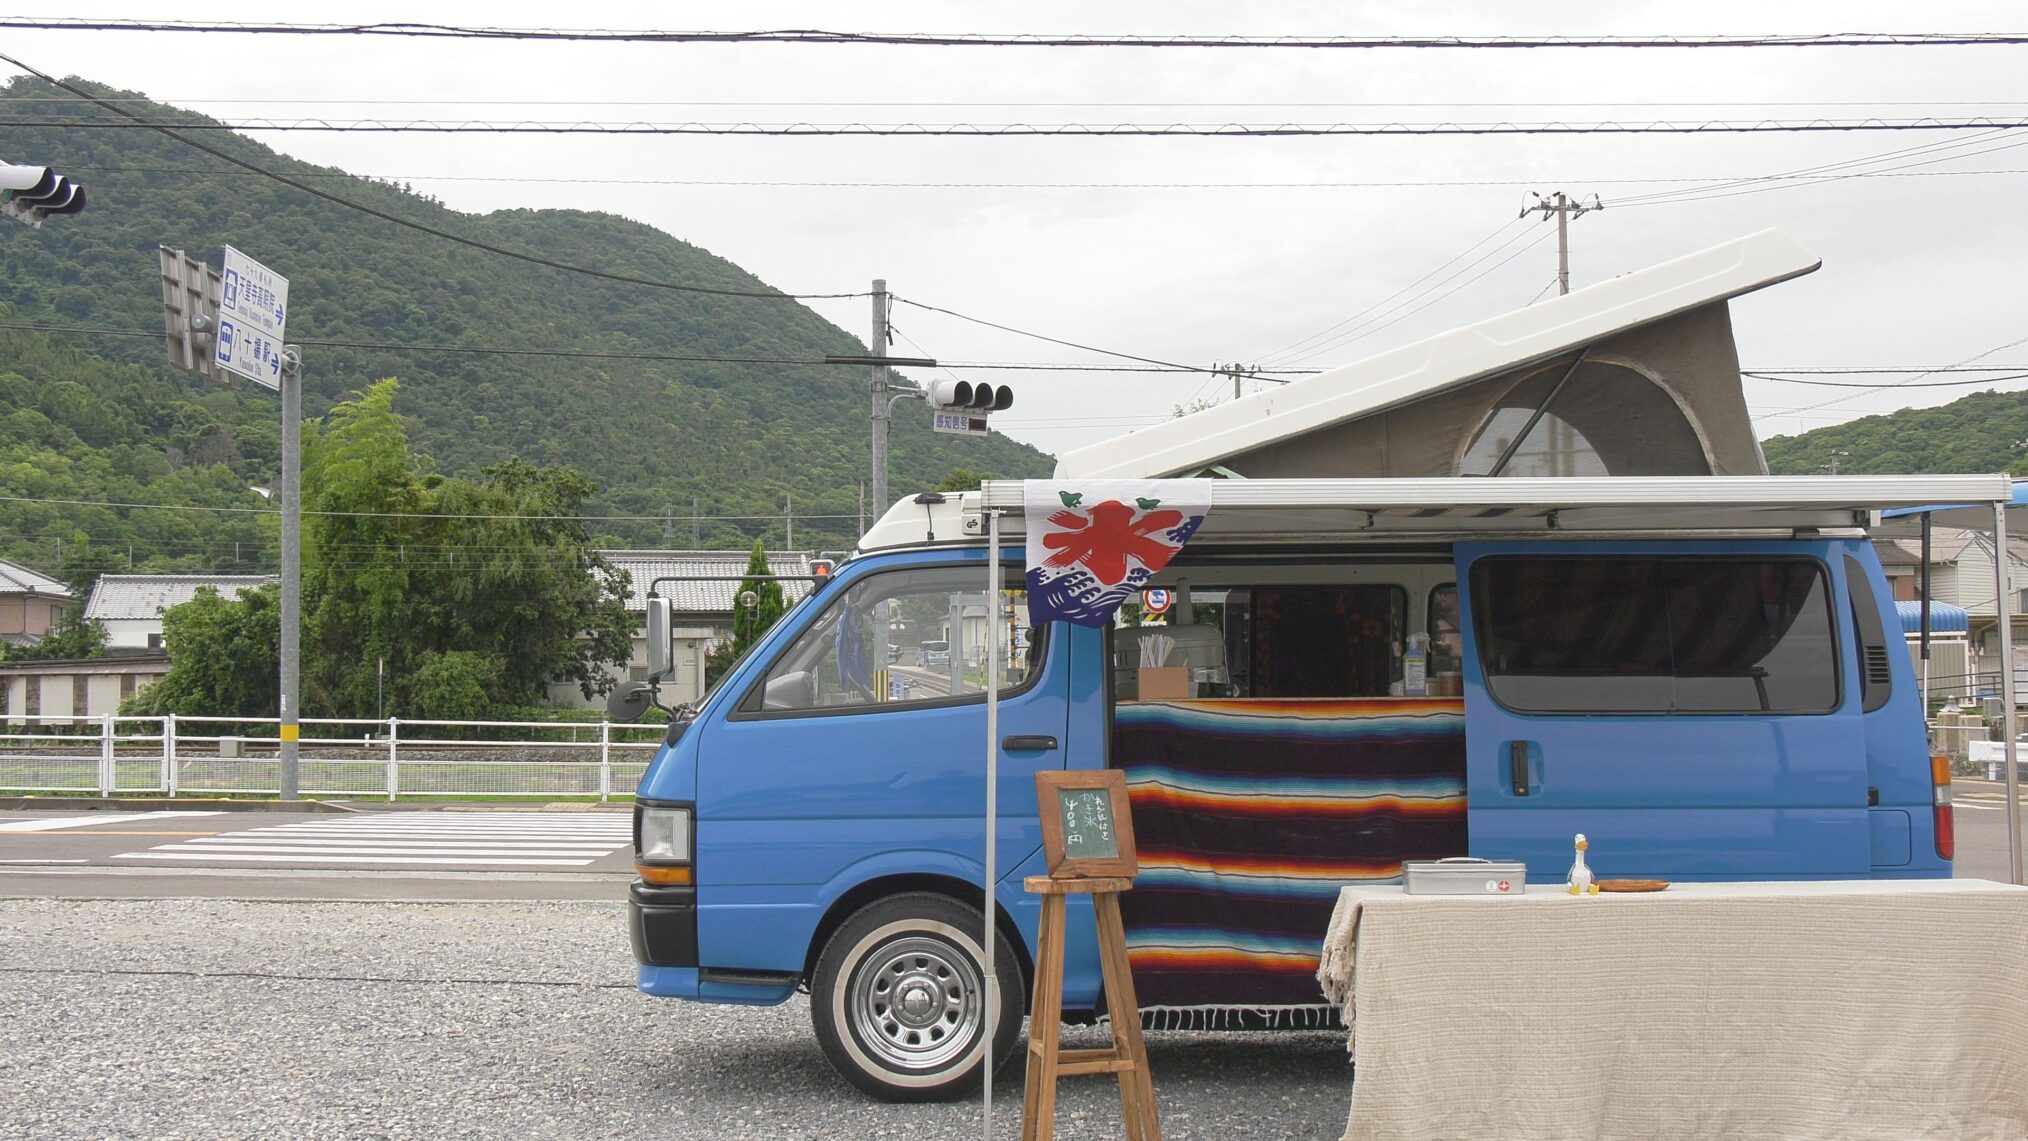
0,53,864,301
20,114,2028,136
5,21,2027,50
66,165,2028,190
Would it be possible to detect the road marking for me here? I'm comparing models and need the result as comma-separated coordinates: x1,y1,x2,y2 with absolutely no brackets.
1956,802,2006,811
110,851,598,866
0,858,89,865
0,830,225,837
110,810,632,868
0,811,226,833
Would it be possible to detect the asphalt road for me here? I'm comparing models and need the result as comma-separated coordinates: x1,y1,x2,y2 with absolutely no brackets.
0,896,1354,1140
0,807,633,901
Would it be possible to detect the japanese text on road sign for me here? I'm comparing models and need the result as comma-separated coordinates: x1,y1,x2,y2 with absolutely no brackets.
214,246,289,390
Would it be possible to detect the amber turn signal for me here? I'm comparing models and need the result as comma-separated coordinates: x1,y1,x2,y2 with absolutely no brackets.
637,864,692,886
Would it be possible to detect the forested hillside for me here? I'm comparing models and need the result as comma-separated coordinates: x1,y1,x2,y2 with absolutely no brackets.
1760,389,2028,475
0,75,1050,575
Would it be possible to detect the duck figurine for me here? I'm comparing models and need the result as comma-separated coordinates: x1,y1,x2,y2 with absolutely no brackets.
1568,833,1598,895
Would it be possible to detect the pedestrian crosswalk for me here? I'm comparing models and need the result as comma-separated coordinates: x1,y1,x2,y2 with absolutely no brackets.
112,811,634,867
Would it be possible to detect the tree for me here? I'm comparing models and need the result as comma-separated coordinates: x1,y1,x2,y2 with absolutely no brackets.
4,610,107,662
704,540,789,686
123,585,279,716
935,467,994,493
298,379,635,718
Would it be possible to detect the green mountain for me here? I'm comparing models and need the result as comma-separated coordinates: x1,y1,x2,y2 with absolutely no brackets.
1759,389,2028,476
0,75,1051,574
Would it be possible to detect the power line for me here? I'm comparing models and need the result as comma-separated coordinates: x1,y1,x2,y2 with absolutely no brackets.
0,55,863,301
1744,371,2028,388
5,21,2028,49
1750,331,2028,422
21,114,2028,136
888,298,1212,373
66,165,2028,190
0,492,867,523
38,97,2028,110
0,320,1281,377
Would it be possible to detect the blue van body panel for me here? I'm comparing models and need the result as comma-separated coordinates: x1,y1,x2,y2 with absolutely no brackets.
1455,538,1935,882
667,547,1108,1010
641,536,1951,1012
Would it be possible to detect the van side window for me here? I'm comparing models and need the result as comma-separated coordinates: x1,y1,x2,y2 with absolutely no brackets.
1114,585,1406,699
1844,555,1894,714
1471,557,1838,715
746,565,1039,715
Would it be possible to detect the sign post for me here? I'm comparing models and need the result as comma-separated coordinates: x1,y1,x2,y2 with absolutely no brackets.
1023,769,1159,1140
158,244,301,800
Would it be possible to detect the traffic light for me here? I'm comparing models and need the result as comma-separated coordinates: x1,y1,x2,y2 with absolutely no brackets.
926,379,1014,414
0,164,85,227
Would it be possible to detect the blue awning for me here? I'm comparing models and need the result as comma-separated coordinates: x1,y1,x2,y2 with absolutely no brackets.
1897,600,1969,634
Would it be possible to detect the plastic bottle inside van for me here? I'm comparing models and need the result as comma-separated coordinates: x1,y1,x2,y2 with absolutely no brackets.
1403,632,1429,697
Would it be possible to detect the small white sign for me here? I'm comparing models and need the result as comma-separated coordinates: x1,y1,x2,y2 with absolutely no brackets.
932,411,988,436
214,245,289,390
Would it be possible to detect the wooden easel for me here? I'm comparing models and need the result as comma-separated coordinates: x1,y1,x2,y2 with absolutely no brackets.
1024,770,1160,1141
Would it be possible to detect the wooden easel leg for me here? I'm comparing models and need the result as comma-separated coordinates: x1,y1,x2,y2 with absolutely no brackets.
1022,893,1067,1141
1095,892,1161,1141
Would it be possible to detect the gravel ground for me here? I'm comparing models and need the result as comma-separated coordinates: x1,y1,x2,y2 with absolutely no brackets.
0,899,1354,1139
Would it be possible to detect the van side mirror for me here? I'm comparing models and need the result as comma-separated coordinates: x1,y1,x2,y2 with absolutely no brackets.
645,596,672,681
607,681,655,722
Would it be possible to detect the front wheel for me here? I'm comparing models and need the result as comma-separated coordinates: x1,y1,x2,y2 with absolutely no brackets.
810,893,1023,1102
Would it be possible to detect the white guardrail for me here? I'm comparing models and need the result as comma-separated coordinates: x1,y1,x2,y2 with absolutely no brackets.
0,713,666,800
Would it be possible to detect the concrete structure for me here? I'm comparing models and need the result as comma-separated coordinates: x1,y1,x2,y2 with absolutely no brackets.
547,550,816,710
0,652,171,725
84,574,275,650
0,559,73,650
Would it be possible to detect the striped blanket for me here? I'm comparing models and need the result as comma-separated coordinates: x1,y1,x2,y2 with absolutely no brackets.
1113,698,1468,1023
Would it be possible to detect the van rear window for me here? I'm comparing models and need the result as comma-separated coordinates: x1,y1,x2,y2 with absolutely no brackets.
1471,557,1838,715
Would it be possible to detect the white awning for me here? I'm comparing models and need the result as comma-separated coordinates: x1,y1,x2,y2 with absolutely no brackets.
978,475,2014,541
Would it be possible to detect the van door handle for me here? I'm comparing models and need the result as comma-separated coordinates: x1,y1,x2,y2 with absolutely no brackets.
1510,741,1531,797
1003,735,1059,751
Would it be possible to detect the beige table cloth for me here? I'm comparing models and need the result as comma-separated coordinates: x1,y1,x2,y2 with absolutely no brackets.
1316,879,2028,1141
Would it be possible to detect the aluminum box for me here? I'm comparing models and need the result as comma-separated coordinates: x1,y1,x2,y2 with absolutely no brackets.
1402,857,1527,896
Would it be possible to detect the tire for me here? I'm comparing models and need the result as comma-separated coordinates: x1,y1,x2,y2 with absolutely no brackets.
810,892,1024,1102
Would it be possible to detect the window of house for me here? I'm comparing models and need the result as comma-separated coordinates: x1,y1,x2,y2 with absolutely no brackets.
120,673,137,700
1114,585,1408,700
1471,557,1838,715
745,565,1040,715
147,633,164,650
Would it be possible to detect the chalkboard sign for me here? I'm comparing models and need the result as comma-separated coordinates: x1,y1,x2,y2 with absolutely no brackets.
1036,769,1138,878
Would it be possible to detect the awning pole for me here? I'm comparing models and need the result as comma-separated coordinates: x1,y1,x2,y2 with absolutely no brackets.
982,508,1002,1136
1920,513,1933,715
1995,498,2023,885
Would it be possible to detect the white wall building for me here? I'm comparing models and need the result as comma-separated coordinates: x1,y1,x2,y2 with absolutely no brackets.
85,574,276,650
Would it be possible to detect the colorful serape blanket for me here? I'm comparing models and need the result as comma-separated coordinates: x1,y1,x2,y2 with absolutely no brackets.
1113,698,1467,1024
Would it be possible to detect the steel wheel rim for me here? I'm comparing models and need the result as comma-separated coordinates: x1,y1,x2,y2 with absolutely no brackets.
846,935,984,1073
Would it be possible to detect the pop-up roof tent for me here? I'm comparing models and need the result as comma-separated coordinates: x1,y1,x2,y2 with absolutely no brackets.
1053,228,1819,481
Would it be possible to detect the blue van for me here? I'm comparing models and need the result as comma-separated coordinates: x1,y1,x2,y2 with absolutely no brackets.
615,476,1982,1101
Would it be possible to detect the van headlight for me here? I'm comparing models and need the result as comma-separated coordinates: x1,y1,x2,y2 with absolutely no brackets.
635,803,692,885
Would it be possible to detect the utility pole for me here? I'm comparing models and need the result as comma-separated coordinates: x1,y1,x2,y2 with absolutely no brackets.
278,345,302,800
1521,192,1603,295
691,496,701,547
869,279,891,517
784,492,794,549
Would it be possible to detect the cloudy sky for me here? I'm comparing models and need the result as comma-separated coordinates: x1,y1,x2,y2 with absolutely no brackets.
11,2,2028,458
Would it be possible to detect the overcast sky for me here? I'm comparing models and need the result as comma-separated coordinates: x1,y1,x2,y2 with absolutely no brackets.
11,1,2028,458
